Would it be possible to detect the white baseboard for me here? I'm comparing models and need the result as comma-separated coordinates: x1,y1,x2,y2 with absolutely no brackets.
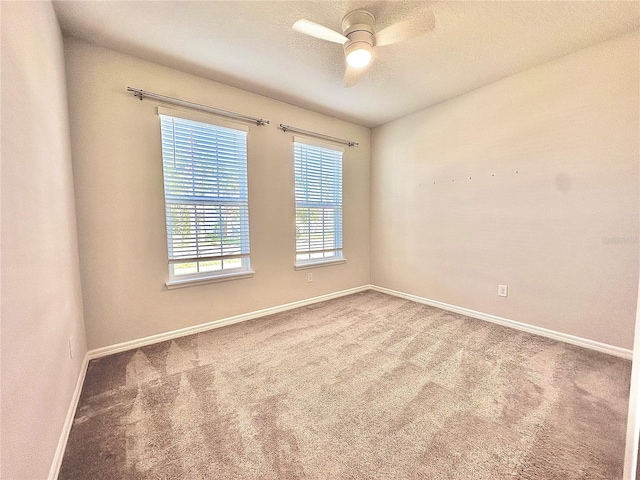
88,281,632,361
51,285,369,478
48,353,90,480
88,285,371,360
370,285,633,360
51,282,632,478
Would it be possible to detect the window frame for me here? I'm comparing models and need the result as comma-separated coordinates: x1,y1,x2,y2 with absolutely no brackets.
293,135,346,270
158,107,254,289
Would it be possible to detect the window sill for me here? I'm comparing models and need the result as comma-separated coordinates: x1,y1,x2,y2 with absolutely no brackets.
294,259,346,270
165,270,255,290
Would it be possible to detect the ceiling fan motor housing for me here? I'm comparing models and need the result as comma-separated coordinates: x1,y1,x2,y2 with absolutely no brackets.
341,10,375,60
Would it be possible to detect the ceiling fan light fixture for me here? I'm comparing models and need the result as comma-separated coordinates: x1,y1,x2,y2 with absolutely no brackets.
292,7,435,87
346,46,372,68
344,30,373,68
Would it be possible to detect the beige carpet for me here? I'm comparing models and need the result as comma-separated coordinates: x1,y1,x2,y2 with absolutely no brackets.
59,291,631,479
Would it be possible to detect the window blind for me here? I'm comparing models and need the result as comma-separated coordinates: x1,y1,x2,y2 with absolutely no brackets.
159,113,250,265
294,138,343,262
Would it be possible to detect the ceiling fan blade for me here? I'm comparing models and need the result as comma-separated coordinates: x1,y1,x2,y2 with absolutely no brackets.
374,10,435,47
292,19,349,44
344,63,371,88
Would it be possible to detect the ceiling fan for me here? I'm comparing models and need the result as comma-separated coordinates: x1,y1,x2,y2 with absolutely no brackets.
292,9,435,87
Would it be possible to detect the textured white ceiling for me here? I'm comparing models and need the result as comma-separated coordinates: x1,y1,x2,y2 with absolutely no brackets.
53,1,639,128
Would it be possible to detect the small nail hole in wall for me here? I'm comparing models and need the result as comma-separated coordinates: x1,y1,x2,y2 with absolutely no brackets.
515,170,519,174
491,173,495,177
451,179,454,182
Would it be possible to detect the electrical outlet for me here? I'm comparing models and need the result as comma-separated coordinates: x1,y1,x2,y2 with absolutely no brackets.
307,272,313,283
498,285,508,297
68,337,74,359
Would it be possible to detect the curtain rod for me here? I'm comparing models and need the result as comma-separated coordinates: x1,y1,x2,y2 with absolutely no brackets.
279,124,358,147
126,86,269,127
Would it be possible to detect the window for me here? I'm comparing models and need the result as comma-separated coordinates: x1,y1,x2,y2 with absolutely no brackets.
294,137,344,268
158,107,252,287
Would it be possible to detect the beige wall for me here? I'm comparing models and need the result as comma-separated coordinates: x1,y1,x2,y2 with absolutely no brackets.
64,39,371,350
371,31,639,350
0,2,87,478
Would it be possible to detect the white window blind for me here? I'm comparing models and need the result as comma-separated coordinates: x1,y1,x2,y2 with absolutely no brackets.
159,110,251,279
294,137,343,265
